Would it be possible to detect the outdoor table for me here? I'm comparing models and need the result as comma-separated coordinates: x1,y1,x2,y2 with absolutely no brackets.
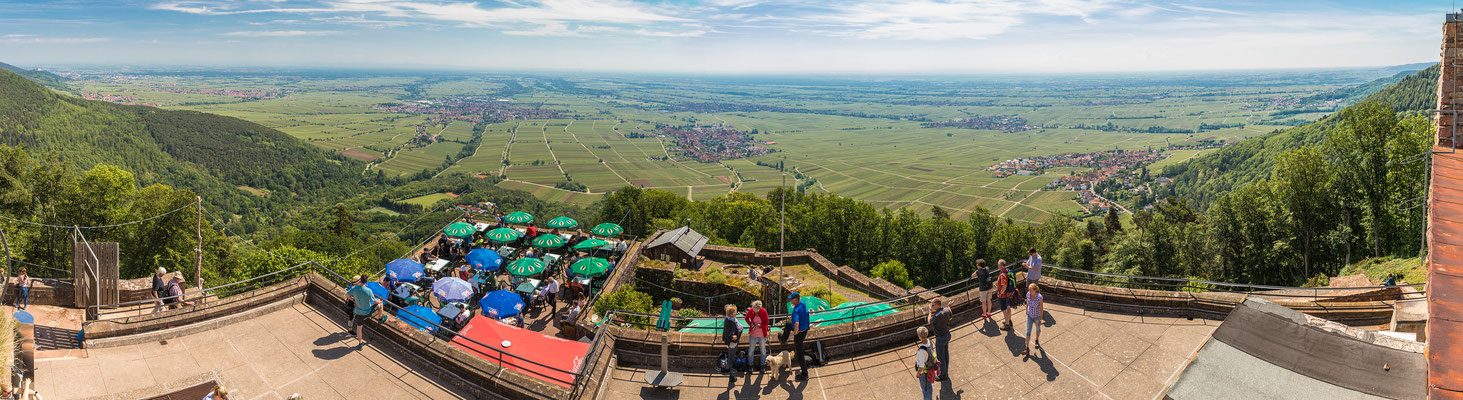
560,233,574,241
426,259,451,274
575,276,592,287
497,246,516,257
514,278,542,296
393,283,420,301
438,302,466,320
543,253,561,266
474,222,492,232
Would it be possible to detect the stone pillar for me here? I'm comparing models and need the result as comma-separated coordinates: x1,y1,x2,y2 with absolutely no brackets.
1438,13,1463,148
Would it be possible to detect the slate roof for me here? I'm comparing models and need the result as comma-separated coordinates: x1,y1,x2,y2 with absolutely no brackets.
645,226,709,258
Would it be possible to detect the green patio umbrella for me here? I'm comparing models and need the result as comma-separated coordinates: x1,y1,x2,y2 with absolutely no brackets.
787,296,830,314
572,238,609,251
504,211,534,224
531,234,565,249
590,223,623,237
814,302,896,327
507,258,545,276
484,228,522,243
442,222,476,238
546,216,578,229
570,257,611,278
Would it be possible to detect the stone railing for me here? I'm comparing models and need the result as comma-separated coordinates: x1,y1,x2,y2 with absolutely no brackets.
696,244,911,299
82,275,310,347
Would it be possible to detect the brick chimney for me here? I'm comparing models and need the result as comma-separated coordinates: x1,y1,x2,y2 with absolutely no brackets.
1438,12,1463,148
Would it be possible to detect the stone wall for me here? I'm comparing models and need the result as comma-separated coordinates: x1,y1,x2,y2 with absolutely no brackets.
696,244,909,299
1441,17,1460,148
82,275,309,343
634,262,761,314
1,276,167,308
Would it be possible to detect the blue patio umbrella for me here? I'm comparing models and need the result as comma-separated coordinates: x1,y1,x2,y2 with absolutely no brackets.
465,248,503,272
432,277,476,303
385,259,426,283
362,282,389,300
479,290,525,319
396,305,442,333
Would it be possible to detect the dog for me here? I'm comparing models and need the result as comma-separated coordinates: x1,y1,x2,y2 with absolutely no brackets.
765,350,793,375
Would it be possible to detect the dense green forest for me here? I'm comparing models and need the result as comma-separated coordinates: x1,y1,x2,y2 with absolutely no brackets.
0,142,596,286
1163,64,1438,209
0,62,67,90
0,68,384,224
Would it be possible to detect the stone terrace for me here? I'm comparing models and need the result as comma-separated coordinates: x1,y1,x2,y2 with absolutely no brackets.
35,303,471,400
603,303,1218,400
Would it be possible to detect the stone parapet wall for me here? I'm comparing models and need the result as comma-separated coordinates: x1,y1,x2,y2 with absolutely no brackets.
696,244,906,299
1440,19,1459,148
82,275,309,342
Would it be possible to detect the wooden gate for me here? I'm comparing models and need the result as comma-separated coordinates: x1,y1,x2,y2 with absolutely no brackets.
72,241,119,309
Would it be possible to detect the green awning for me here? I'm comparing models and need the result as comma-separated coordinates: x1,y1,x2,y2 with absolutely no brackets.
590,223,623,237
507,258,545,276
504,211,534,224
546,216,578,229
572,239,609,251
531,234,565,249
442,222,476,237
570,257,611,278
485,228,522,243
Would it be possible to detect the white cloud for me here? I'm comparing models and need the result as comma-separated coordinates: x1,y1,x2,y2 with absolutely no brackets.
0,35,111,44
221,30,341,36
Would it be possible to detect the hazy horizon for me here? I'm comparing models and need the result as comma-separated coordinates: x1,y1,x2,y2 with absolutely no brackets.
0,0,1451,73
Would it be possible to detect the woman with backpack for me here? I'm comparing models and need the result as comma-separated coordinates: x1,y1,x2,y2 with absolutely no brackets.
913,326,937,400
995,260,1017,331
722,304,743,383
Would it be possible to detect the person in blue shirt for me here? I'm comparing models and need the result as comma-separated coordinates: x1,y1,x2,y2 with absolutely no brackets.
346,275,381,347
789,292,812,381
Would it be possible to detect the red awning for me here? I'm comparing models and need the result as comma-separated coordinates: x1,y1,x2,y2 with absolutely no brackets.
449,315,589,388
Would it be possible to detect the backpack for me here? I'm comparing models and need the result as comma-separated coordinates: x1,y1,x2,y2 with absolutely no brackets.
996,273,1013,298
919,343,941,383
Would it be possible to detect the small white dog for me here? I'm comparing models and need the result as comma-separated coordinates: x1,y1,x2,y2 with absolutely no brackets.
765,351,793,375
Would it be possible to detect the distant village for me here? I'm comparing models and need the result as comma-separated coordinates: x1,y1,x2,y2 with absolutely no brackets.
987,144,1220,214
655,124,770,162
922,115,1036,133
368,97,568,146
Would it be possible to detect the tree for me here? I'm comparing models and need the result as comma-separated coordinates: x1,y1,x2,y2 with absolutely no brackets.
1324,101,1396,258
331,204,356,238
988,223,1035,265
967,206,998,260
1104,208,1123,235
1270,146,1330,277
871,260,913,289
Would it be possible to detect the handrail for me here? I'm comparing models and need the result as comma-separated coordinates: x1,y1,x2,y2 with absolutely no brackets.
309,261,587,387
84,261,315,312
1043,264,1424,292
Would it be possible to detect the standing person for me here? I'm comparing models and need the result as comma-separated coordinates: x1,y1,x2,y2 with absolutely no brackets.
167,275,187,309
995,260,1016,331
152,267,167,313
1026,248,1043,287
1025,283,1045,356
972,259,993,319
544,276,561,319
14,268,28,310
722,304,743,383
347,275,381,346
745,300,770,371
913,326,936,400
526,224,537,239
926,297,951,381
789,293,811,381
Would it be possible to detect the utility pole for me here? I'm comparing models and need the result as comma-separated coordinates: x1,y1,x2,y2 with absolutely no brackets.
1,228,10,280
780,173,785,306
194,196,203,293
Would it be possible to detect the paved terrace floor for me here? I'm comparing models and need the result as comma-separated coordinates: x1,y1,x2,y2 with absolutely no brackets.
35,303,471,400
604,303,1219,400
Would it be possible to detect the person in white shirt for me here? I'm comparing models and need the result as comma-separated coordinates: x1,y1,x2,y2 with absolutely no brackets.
544,276,561,318
913,326,935,400
1026,247,1043,286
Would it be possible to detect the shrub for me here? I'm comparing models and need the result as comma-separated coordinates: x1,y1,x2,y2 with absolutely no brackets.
595,285,654,318
705,270,728,285
870,260,913,289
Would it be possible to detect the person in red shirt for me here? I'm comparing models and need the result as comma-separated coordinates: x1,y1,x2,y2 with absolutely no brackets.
744,300,771,371
526,225,537,239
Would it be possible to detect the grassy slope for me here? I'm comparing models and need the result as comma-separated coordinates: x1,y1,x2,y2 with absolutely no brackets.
0,68,365,215
1161,64,1439,209
0,61,66,90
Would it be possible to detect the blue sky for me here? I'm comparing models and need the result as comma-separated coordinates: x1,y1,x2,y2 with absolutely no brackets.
0,0,1451,73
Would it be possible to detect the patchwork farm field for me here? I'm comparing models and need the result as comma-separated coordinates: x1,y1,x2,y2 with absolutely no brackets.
63,66,1415,223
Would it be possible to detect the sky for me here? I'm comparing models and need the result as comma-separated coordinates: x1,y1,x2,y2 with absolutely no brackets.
0,0,1452,73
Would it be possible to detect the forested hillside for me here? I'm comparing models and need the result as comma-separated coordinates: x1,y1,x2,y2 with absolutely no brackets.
0,61,67,90
0,68,370,220
1162,64,1439,209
